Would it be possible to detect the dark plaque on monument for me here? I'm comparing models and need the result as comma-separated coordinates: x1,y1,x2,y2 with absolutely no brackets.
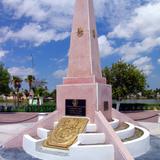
104,101,109,111
65,99,86,116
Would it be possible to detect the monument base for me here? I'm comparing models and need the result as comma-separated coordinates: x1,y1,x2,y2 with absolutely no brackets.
57,83,112,122
22,112,150,160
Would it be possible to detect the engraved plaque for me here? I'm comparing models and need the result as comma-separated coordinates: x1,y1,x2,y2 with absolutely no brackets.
77,27,84,37
43,117,89,149
65,99,86,116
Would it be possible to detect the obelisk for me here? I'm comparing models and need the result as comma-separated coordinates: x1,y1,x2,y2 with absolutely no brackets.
64,0,106,84
57,0,112,122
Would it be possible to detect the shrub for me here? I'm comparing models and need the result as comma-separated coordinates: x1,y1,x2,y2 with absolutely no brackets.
25,104,56,112
118,103,160,111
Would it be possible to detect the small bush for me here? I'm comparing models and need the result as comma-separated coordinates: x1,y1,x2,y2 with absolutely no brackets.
25,104,56,112
118,103,160,111
0,100,56,113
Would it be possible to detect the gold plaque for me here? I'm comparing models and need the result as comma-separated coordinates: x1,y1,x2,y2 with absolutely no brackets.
43,117,89,150
77,27,84,37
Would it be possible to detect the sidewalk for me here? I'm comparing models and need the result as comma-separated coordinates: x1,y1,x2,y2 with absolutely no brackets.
136,121,160,160
0,113,38,124
124,111,159,123
139,122,160,137
0,123,35,146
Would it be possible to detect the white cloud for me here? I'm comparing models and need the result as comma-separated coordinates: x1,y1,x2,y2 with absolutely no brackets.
108,1,160,39
0,50,8,60
133,56,153,75
107,1,160,66
158,58,160,64
2,0,74,22
96,0,145,27
8,67,35,78
1,0,109,22
0,23,70,46
117,37,160,62
0,0,145,46
0,27,11,43
53,69,67,79
98,35,113,57
0,0,73,46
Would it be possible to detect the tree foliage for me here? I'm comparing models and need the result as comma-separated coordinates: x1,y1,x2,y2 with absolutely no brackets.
102,61,147,100
25,75,35,91
0,64,11,95
11,76,23,93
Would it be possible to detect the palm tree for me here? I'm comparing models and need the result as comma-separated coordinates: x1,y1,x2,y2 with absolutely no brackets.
34,80,47,96
12,76,22,93
11,76,23,107
25,75,35,92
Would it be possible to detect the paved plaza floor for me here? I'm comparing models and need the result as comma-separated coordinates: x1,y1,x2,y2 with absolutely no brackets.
0,148,39,160
0,123,35,146
124,111,160,123
0,113,38,124
136,135,160,160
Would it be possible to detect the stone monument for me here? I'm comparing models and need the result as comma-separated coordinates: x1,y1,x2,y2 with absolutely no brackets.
57,0,112,122
3,1,150,160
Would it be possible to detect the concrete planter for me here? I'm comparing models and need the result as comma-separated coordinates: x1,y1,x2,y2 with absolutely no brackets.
124,126,150,158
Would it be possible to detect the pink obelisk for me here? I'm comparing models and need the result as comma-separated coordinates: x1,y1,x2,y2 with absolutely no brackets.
57,0,112,122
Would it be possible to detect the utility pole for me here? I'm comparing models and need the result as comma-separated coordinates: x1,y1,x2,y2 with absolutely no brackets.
31,53,34,75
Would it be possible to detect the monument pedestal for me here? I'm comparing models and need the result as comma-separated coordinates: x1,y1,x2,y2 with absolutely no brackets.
57,83,112,122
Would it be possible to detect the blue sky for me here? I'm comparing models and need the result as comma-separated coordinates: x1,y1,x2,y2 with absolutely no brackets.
0,0,160,91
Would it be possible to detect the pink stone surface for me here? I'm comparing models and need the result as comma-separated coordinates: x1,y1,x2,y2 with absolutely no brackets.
3,111,58,148
57,0,112,122
97,84,112,121
63,76,106,84
57,84,97,123
57,83,112,122
66,0,103,83
95,111,134,160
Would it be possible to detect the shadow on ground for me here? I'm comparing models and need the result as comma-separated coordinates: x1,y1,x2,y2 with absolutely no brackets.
0,136,159,160
136,136,160,160
0,148,39,160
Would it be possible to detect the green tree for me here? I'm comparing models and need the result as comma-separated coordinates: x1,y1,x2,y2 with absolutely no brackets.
11,76,23,93
50,89,56,101
102,61,147,100
33,79,48,97
0,64,11,95
142,89,155,99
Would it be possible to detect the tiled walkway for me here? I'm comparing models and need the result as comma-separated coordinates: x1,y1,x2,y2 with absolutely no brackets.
0,123,35,146
124,111,160,123
0,113,38,124
0,111,159,124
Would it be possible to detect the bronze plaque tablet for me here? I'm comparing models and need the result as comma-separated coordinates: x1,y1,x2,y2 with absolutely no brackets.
43,117,89,150
65,99,86,116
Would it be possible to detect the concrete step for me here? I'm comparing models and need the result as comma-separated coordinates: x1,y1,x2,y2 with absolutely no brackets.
23,120,150,160
78,133,106,145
